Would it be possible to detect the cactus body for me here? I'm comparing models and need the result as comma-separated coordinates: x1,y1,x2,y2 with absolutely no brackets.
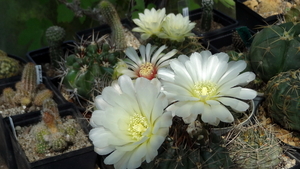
63,42,120,99
200,0,214,32
0,55,21,79
265,69,300,131
227,125,282,169
33,89,54,106
98,0,127,50
248,22,300,82
46,26,66,69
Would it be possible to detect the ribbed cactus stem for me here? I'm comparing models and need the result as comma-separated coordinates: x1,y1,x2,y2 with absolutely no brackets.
21,62,37,94
201,0,214,32
33,89,54,106
46,26,66,69
98,0,127,51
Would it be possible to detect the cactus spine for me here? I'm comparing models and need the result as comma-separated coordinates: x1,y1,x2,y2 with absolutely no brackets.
98,0,127,50
264,69,300,132
45,26,66,69
201,0,214,32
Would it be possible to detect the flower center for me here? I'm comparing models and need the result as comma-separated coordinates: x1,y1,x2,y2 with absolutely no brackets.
138,62,156,80
193,81,218,101
128,113,148,140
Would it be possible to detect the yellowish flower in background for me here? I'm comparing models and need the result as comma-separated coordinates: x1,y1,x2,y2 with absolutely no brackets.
132,8,166,40
158,50,257,125
89,75,172,169
157,13,196,42
122,43,177,80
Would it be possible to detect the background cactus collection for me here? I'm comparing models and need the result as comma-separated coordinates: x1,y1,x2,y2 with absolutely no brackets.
2,0,300,169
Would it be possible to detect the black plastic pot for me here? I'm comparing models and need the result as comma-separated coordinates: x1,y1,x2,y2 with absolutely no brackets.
3,103,97,169
0,76,68,118
0,54,27,85
234,0,281,31
0,114,17,169
190,8,239,41
25,40,76,79
76,19,133,41
207,26,255,52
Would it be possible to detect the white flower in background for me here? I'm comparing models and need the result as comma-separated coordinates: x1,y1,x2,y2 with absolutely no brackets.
132,8,166,40
157,13,196,42
89,75,172,169
158,50,257,126
122,43,177,80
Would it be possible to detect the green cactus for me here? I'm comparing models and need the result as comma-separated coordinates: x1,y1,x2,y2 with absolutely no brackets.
142,116,233,169
98,0,127,50
1,87,16,106
200,0,214,32
284,6,300,23
45,26,66,69
0,52,21,79
264,69,300,131
227,125,282,169
63,38,121,99
248,22,300,83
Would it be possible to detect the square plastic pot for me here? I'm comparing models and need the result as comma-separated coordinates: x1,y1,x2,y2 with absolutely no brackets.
3,103,97,169
234,0,281,31
190,8,239,41
0,76,68,118
25,40,76,79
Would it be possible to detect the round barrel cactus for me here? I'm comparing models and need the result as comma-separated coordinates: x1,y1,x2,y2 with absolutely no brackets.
248,22,300,82
227,125,282,168
264,69,300,131
0,52,21,79
63,40,121,99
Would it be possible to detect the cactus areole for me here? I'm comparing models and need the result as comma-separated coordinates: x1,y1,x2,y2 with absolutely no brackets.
249,22,300,82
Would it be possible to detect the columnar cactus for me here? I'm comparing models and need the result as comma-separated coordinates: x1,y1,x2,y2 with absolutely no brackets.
227,125,282,168
0,50,21,79
45,26,66,69
98,0,127,50
248,22,300,82
62,36,121,99
142,117,233,169
264,69,300,131
200,0,214,32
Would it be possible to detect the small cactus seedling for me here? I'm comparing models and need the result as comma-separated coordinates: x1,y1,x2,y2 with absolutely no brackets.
226,124,283,168
248,22,300,82
45,26,66,69
264,69,300,132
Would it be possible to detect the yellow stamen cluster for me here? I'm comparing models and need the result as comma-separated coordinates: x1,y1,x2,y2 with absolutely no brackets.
128,113,148,140
139,62,154,78
193,81,218,101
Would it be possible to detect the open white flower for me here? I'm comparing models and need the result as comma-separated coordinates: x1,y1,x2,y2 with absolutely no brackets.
158,50,257,126
122,43,177,80
132,8,166,40
89,75,172,169
157,13,196,42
